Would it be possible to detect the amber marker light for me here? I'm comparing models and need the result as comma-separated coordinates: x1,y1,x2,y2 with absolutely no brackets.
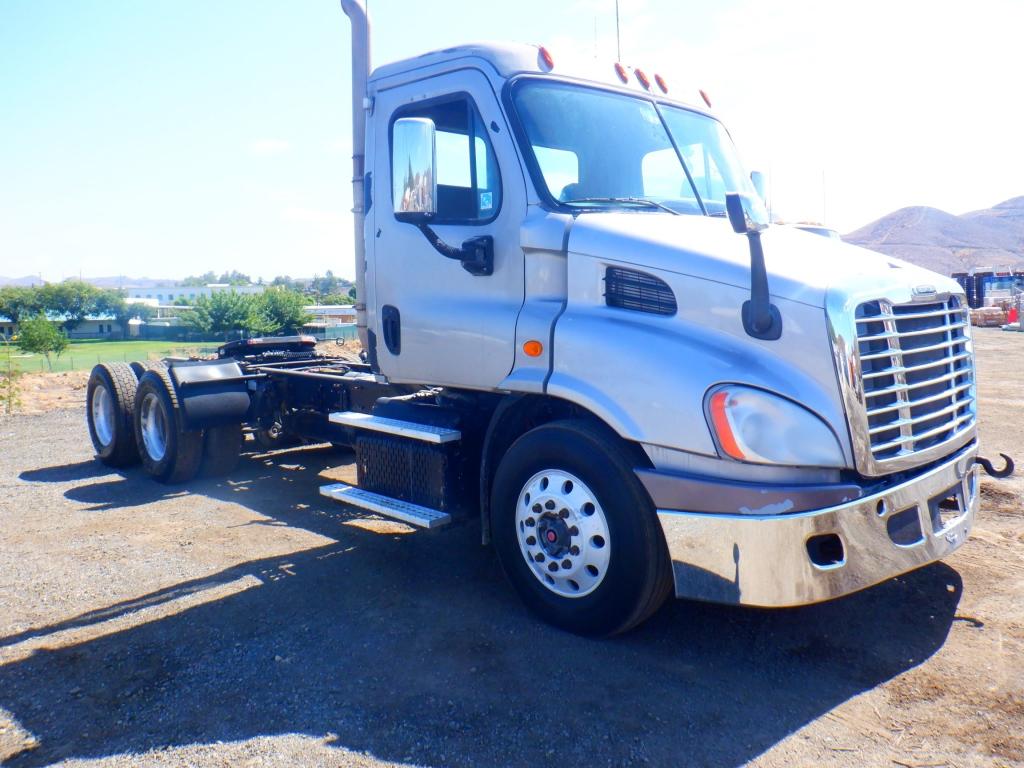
709,390,745,460
655,74,668,93
699,88,712,108
614,62,628,83
635,69,650,89
539,46,554,70
523,340,544,357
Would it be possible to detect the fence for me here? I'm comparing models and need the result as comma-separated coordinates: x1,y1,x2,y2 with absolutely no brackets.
6,345,220,374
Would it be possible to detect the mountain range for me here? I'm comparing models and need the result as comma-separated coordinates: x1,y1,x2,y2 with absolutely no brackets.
844,196,1024,275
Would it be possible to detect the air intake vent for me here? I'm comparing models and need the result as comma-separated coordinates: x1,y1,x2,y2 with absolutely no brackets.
604,267,676,316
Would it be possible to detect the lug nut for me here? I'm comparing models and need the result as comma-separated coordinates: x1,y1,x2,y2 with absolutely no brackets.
548,562,559,572
559,509,569,519
526,536,536,546
561,559,572,569
525,517,535,527
532,503,542,514
545,500,556,510
569,526,579,536
570,545,580,556
535,553,545,562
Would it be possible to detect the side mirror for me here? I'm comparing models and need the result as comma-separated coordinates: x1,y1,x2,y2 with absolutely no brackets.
749,170,767,203
392,117,437,221
725,191,770,235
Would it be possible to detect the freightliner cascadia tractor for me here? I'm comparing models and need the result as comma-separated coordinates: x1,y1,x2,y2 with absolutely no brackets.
84,1,1013,635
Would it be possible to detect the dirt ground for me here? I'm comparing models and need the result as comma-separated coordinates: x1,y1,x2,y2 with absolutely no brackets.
0,329,1021,767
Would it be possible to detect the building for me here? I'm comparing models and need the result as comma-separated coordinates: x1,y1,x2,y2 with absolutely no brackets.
125,283,265,303
301,304,358,341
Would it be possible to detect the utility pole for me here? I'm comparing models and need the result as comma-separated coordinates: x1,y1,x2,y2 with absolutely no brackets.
615,0,621,61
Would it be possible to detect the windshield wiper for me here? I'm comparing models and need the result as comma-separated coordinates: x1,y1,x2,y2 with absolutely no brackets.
564,197,680,215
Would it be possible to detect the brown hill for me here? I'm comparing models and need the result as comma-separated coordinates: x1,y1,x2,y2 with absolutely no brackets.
844,197,1024,275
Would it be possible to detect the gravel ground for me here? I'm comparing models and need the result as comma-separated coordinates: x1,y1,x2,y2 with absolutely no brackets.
0,328,1021,768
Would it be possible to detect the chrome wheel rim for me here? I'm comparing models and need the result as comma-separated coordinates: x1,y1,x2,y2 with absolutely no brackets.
140,392,168,462
515,469,611,598
91,383,115,447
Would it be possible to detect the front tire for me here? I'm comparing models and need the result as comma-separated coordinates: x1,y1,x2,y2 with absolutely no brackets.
133,368,204,484
86,363,140,467
490,419,672,636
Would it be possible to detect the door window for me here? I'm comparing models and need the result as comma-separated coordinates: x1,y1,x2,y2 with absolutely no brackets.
392,96,502,223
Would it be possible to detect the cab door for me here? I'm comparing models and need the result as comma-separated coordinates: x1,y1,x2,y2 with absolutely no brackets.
370,69,525,388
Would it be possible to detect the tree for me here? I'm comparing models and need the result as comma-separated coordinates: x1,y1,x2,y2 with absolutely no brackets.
0,286,41,323
253,289,312,335
181,271,217,287
218,270,252,286
39,280,98,331
16,315,68,371
183,292,255,336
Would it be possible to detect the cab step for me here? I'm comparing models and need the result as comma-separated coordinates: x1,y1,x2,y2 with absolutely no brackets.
329,411,461,444
319,482,452,529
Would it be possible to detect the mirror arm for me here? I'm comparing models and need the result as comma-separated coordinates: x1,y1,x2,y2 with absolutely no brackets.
416,224,494,276
741,231,782,340
416,222,464,260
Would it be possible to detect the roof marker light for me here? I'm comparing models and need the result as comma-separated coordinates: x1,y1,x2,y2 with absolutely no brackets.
655,74,668,93
635,68,650,89
614,62,628,83
699,88,712,108
539,46,554,70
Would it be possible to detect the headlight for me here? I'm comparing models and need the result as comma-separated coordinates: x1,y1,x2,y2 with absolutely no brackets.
705,385,845,467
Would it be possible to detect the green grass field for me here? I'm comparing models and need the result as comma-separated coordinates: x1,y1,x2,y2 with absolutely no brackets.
2,339,220,373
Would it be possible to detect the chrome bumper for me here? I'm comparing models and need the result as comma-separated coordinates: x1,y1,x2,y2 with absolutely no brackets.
656,444,979,607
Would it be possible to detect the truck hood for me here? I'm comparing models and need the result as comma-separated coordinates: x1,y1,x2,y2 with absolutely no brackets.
566,212,958,307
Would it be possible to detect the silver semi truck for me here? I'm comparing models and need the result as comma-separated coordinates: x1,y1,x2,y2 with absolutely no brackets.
84,2,1013,635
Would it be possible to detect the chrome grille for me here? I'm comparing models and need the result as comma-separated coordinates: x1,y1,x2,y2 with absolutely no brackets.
854,296,975,463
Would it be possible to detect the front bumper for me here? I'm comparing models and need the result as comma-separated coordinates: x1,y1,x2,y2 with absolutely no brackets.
653,443,979,607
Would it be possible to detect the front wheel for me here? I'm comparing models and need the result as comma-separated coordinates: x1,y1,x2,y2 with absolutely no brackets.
490,419,673,636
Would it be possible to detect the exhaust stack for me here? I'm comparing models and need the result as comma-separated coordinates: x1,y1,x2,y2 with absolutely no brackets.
340,0,370,348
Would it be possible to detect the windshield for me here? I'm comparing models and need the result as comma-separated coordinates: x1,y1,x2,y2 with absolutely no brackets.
510,80,755,216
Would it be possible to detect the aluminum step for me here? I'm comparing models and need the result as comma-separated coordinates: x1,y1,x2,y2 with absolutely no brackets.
329,411,461,444
319,482,451,529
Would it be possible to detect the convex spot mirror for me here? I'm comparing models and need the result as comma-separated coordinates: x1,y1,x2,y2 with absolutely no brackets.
749,170,767,203
726,191,770,235
392,117,437,221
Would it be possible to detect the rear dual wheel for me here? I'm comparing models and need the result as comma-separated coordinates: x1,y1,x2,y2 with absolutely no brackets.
87,363,141,468
134,368,204,484
491,419,673,636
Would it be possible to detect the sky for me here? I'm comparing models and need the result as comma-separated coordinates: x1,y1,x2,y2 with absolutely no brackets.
2,0,1022,282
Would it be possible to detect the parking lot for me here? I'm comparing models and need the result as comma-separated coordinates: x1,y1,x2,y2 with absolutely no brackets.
1,328,1022,767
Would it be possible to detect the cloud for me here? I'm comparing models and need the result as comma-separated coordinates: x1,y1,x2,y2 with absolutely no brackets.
247,139,291,156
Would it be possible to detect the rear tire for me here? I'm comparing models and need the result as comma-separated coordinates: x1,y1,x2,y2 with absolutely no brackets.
86,363,140,467
490,419,673,636
133,368,204,484
201,424,243,477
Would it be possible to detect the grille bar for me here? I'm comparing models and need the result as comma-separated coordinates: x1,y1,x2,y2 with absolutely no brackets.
861,351,972,380
855,307,966,323
859,336,967,362
857,321,968,343
869,412,975,454
867,397,974,436
863,368,970,399
865,382,973,416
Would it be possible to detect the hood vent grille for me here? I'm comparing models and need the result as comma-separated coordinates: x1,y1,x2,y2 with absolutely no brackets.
604,267,677,316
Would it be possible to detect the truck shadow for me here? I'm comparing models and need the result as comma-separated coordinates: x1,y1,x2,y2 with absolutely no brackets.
6,449,966,767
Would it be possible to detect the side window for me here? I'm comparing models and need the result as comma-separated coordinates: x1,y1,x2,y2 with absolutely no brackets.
393,96,502,223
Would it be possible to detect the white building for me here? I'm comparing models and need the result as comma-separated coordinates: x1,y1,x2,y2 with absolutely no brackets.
125,283,265,303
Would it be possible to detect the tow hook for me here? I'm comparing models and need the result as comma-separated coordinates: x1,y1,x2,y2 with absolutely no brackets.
977,453,1015,479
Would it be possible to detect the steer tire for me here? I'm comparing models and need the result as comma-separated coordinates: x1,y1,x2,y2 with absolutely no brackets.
86,363,140,468
201,424,243,477
133,368,204,484
490,419,673,637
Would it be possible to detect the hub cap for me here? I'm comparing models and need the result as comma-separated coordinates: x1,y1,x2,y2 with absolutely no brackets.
91,383,115,447
139,392,169,462
515,470,611,598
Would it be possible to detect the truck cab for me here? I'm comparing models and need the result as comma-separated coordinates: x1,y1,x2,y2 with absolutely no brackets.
84,4,1003,636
